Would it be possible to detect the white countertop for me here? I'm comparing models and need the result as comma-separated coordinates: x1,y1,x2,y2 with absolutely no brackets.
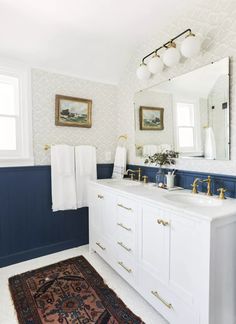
89,179,236,221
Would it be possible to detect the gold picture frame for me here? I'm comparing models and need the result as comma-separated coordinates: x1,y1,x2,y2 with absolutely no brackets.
139,106,164,130
55,95,92,128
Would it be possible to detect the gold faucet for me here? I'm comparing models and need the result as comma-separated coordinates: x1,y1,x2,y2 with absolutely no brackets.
191,178,200,194
202,176,212,196
125,168,142,181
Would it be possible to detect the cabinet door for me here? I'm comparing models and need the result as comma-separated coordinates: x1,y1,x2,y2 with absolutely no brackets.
88,186,104,234
88,185,116,243
102,191,117,242
140,205,170,283
169,215,200,305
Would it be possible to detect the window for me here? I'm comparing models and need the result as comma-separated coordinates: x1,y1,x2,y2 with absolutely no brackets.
175,101,200,154
0,60,33,166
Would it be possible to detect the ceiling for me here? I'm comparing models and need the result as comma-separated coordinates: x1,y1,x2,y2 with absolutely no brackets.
0,0,203,84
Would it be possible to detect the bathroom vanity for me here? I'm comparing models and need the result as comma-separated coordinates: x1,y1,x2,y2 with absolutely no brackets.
88,179,236,324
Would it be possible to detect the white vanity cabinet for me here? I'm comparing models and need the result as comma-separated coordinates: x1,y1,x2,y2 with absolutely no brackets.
88,180,236,324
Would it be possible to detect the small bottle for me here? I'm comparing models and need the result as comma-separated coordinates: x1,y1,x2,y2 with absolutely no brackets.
155,168,165,187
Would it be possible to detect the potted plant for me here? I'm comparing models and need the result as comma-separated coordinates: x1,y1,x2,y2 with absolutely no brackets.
144,150,179,186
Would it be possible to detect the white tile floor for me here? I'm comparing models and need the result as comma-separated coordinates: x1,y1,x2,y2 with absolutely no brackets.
0,245,168,324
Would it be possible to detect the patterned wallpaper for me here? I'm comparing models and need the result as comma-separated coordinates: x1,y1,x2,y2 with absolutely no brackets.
32,69,118,165
116,0,236,175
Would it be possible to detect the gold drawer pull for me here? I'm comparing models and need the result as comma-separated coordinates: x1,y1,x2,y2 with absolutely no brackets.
157,219,169,226
117,241,132,252
96,242,105,250
151,291,172,309
117,203,132,211
118,261,132,273
97,194,104,199
117,222,132,231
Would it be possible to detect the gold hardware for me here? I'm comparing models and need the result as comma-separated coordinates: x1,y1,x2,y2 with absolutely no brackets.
130,173,135,181
118,134,128,141
44,144,98,150
125,168,142,182
117,203,132,211
117,222,132,231
167,41,176,48
97,194,104,199
202,176,212,196
117,241,132,252
217,187,227,200
143,175,148,184
151,291,173,309
157,219,169,226
191,178,200,194
44,144,51,151
96,242,105,251
118,261,132,273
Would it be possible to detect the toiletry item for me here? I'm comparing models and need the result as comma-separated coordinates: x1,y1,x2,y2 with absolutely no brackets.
165,173,175,189
155,168,165,186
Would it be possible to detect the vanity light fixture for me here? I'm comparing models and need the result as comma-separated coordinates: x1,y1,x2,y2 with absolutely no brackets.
162,42,181,67
136,28,201,80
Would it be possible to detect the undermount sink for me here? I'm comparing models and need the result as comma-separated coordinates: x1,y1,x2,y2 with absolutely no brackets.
104,179,141,187
163,193,223,207
116,180,141,187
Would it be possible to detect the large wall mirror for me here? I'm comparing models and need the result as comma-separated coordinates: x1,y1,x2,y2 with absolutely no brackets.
134,57,230,160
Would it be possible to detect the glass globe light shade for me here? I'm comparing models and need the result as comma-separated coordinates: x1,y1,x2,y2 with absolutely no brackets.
136,63,151,80
180,33,201,58
147,54,164,74
162,43,180,67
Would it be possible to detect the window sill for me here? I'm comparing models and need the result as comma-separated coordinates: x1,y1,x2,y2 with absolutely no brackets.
0,157,34,167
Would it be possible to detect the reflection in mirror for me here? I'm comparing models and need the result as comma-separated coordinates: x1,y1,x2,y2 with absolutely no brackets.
134,57,230,160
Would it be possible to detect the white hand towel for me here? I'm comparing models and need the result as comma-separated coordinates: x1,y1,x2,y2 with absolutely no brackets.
143,144,158,156
112,146,127,179
75,145,97,208
51,145,77,211
204,127,216,159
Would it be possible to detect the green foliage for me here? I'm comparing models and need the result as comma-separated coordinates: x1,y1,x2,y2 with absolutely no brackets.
144,150,179,167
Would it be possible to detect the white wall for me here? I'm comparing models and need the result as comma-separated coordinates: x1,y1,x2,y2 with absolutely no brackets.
116,0,236,175
32,69,118,165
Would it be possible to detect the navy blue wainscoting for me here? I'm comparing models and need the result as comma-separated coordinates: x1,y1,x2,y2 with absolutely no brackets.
0,164,113,267
127,164,236,198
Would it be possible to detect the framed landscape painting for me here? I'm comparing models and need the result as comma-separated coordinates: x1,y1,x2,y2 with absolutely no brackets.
55,95,92,128
139,106,164,130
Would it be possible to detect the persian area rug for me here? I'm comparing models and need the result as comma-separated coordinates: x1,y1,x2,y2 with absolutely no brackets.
9,255,144,324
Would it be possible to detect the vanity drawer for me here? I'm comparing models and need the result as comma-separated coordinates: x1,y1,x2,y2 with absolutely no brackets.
116,196,138,218
139,268,198,324
114,252,137,286
115,236,135,257
90,232,113,265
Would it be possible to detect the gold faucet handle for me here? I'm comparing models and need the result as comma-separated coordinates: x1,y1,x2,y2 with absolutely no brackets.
142,175,148,184
130,173,135,181
191,183,198,194
217,188,227,199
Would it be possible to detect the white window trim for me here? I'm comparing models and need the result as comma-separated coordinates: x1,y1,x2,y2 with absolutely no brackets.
0,58,34,167
173,96,202,156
